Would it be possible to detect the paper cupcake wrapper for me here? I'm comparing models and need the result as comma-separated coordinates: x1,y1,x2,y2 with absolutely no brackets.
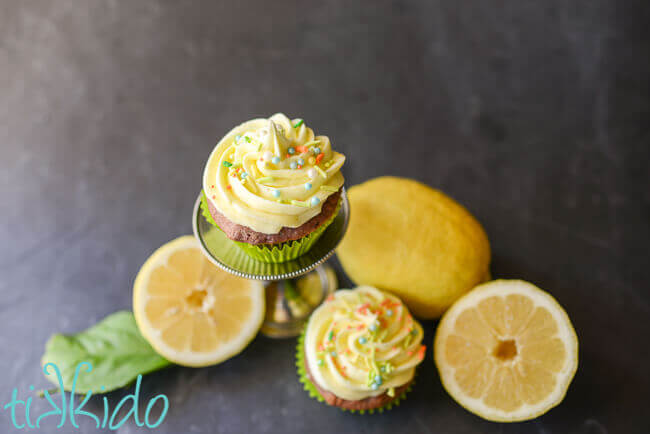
200,191,341,264
295,328,413,414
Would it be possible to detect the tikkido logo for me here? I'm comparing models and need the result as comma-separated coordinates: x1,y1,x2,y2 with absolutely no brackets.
2,362,169,430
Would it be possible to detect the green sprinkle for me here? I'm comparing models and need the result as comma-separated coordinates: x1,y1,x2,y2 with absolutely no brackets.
320,185,338,192
291,200,310,207
256,176,275,183
303,140,320,147
327,330,334,341
222,161,232,167
245,136,251,143
293,119,304,128
315,166,327,178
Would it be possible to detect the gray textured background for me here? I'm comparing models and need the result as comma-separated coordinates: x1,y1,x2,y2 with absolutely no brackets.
1,1,649,433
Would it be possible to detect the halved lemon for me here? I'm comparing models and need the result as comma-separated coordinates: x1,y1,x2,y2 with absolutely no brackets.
434,280,578,422
133,236,265,367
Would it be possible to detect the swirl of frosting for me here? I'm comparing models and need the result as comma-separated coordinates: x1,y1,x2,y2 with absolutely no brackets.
203,113,346,234
305,286,425,401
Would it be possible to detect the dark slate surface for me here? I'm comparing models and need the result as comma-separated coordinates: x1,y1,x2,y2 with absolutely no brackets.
1,1,648,433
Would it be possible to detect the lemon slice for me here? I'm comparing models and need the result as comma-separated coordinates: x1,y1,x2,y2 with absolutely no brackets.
133,236,265,367
434,280,578,422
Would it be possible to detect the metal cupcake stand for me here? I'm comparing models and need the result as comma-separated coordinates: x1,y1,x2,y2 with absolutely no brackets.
192,188,350,338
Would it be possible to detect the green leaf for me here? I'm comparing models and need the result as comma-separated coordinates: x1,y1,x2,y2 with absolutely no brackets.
41,311,171,394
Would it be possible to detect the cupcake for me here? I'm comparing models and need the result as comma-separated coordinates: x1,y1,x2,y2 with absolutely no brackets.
202,113,346,263
298,286,426,412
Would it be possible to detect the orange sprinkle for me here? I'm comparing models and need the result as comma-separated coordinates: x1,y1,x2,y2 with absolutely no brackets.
407,351,413,356
297,165,302,169
226,185,231,190
356,303,370,313
212,195,216,199
295,145,308,153
315,153,324,164
417,345,427,359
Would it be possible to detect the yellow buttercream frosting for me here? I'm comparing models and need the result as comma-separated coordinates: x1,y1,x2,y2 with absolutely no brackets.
202,113,346,234
305,286,425,401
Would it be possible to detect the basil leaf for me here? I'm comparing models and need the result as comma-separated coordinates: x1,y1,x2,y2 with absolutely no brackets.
41,311,171,394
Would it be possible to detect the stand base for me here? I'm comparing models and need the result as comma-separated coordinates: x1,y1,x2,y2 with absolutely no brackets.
260,264,337,338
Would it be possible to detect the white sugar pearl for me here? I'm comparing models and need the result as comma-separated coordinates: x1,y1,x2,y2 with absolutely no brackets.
263,151,274,162
307,168,317,179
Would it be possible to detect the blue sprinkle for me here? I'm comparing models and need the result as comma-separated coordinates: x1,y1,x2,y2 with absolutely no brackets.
317,359,324,366
235,135,241,141
375,375,383,385
271,156,281,164
304,183,312,190
358,336,367,344
371,383,379,390
330,351,337,357
310,197,321,206
272,189,281,198
241,172,248,179
312,147,321,155
290,161,298,170
288,147,295,155
369,323,378,332
385,309,393,317
297,158,305,166
380,366,386,372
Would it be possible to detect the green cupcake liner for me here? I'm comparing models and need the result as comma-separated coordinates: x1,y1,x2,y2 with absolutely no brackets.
295,328,413,414
200,191,341,264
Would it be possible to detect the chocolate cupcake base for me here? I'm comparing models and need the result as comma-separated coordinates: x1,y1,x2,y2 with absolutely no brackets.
206,190,342,245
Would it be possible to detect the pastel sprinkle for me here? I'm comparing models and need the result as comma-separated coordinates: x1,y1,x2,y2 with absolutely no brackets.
293,119,304,128
320,185,338,192
371,383,379,390
304,183,312,190
257,176,274,183
235,135,241,141
271,156,281,164
310,197,321,206
369,323,378,332
330,351,337,357
272,189,281,198
296,158,304,166
291,200,310,207
374,375,383,385
241,172,248,178
290,161,298,170
315,166,327,178
307,168,317,179
385,309,393,317
222,161,233,167
358,337,367,344
288,147,295,154
317,359,324,366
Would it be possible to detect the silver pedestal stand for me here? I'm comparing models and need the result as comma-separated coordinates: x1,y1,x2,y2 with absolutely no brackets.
192,188,350,338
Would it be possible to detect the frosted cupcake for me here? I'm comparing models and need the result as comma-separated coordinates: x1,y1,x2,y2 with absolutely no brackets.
201,113,345,263
298,286,426,412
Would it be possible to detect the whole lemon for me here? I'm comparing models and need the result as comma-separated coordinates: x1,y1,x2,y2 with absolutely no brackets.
337,177,490,319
